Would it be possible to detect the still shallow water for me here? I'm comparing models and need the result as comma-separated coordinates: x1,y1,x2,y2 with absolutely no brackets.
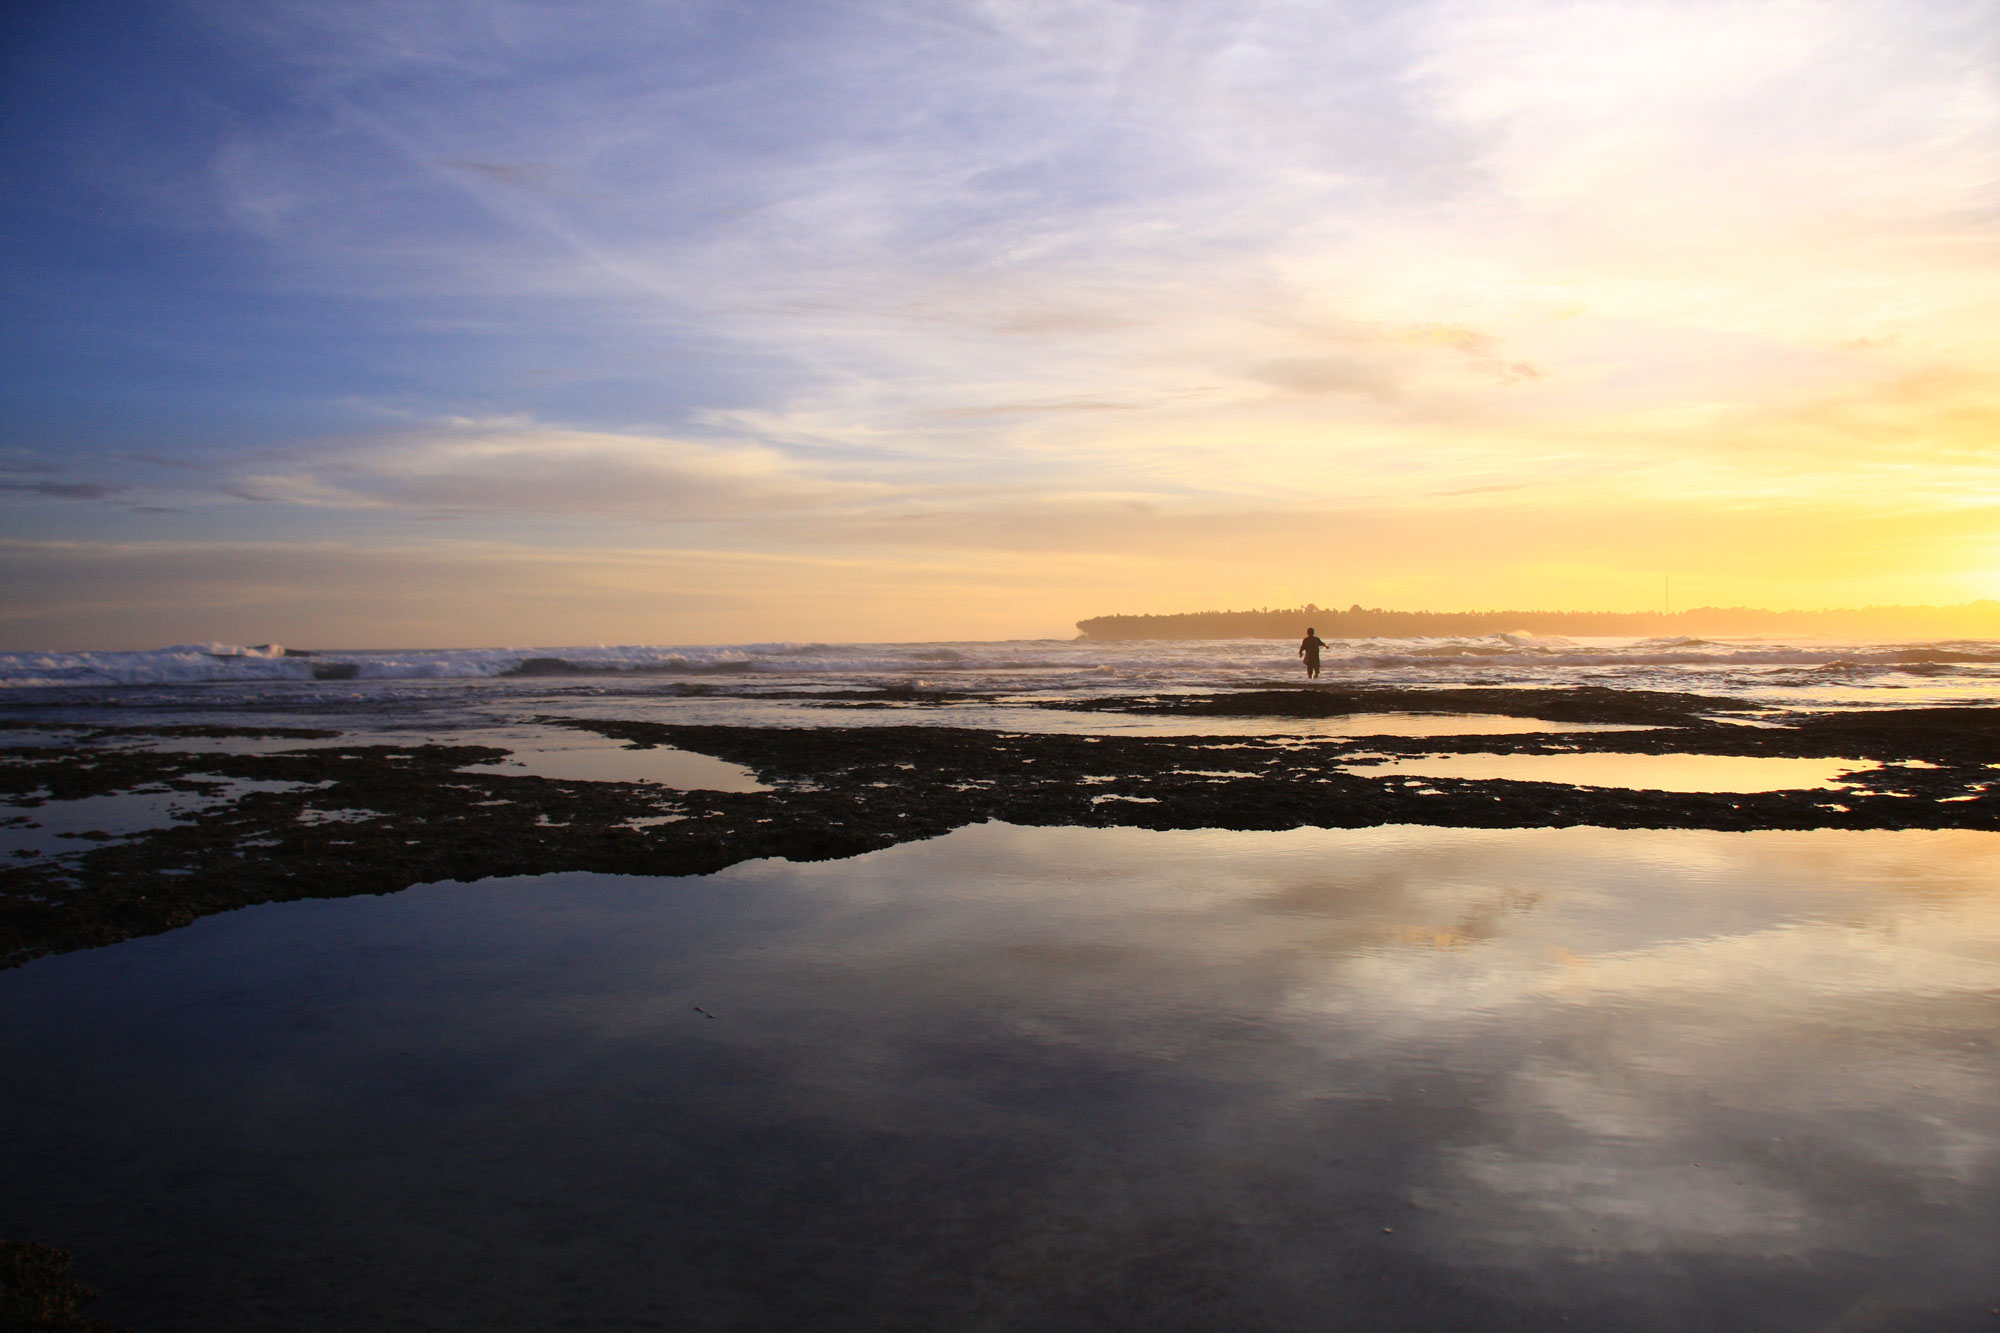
1344,751,1868,793
453,723,770,791
0,779,324,859
2,823,1997,1330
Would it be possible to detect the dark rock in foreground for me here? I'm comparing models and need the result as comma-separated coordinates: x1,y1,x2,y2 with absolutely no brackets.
0,1239,127,1333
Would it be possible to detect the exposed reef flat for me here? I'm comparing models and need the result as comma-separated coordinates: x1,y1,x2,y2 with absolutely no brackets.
5,687,2000,969
0,1238,125,1333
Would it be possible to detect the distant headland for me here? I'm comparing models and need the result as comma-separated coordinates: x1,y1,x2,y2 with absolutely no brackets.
1075,601,2000,641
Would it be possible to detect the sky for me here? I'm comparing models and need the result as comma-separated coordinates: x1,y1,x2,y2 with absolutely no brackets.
4,0,1999,648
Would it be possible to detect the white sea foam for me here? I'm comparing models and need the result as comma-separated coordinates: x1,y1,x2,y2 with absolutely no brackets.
3,634,1999,709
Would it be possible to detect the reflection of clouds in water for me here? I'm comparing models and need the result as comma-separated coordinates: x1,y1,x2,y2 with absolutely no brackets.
258,824,2000,1277
744,822,2000,1262
1542,909,2000,1007
5,821,1997,1326
1276,830,2000,1020
1442,1133,1814,1257
1232,829,2000,1265
1424,1003,2000,1264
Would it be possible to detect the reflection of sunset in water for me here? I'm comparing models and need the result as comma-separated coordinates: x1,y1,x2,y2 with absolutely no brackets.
2,823,1994,1327
1342,750,1867,792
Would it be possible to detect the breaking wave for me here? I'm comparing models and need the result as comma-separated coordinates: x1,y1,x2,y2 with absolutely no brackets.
5,634,2000,708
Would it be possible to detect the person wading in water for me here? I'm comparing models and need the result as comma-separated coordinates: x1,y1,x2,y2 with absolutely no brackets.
1298,627,1329,680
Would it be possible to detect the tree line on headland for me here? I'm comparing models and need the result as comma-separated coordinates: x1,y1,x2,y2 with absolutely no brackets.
1074,601,2000,640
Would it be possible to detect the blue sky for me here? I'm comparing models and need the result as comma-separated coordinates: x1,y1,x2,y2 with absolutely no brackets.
5,0,2000,647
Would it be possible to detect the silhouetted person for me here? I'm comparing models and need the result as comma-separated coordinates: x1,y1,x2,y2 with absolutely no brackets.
1298,627,1328,679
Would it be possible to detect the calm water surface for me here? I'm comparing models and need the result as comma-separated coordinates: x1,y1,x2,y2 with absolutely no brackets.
1343,751,1868,793
2,823,1997,1331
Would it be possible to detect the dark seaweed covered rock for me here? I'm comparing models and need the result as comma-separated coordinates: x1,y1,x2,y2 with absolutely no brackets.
0,1241,126,1333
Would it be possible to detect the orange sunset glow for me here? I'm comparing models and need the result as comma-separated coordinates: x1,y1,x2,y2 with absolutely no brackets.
4,1,1998,646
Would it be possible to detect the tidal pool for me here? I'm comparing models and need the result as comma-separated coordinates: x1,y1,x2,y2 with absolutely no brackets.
0,779,323,859
1344,750,1867,793
456,723,769,791
1,823,1996,1330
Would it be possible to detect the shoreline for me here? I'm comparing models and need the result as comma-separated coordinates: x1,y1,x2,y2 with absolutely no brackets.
6,686,2000,970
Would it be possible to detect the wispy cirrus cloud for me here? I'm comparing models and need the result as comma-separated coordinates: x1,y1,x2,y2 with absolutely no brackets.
9,0,2000,641
225,421,895,519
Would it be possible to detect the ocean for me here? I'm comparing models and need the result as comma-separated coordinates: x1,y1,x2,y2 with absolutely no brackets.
6,632,2000,730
